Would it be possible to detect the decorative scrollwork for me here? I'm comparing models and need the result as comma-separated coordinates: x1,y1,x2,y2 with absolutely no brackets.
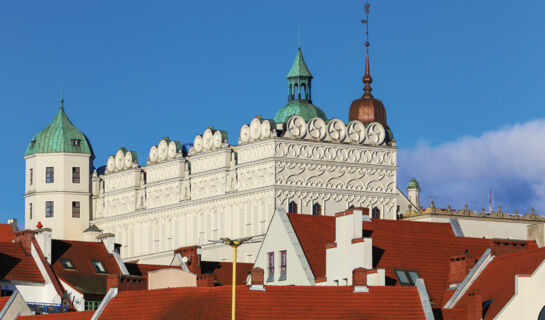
202,128,213,151
286,115,307,138
193,135,203,153
347,120,366,144
240,124,250,144
307,117,327,141
327,118,346,142
249,118,262,141
366,122,386,145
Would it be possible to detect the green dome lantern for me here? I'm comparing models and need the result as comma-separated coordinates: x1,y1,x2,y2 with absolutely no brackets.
274,48,327,123
408,178,420,190
24,99,94,159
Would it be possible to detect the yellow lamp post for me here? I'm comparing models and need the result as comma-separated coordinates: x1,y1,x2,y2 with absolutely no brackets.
210,237,255,320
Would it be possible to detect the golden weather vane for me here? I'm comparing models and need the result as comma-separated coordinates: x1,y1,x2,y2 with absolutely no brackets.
361,3,370,47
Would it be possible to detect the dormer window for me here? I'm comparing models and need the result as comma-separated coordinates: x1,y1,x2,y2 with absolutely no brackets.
60,258,75,270
72,139,81,147
92,260,107,274
394,269,420,286
30,139,36,148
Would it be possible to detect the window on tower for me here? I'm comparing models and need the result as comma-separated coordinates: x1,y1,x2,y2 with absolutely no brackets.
46,201,54,217
72,201,80,218
29,203,33,220
46,167,54,183
72,139,81,147
288,201,297,214
29,168,33,185
72,167,80,184
312,203,322,215
372,207,380,219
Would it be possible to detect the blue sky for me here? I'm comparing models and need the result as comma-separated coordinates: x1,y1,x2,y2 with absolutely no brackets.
1,1,544,224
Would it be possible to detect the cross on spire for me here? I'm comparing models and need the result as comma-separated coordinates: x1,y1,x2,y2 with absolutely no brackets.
60,84,64,108
361,2,373,98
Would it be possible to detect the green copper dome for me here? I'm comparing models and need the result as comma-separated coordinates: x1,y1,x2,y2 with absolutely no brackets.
24,102,94,158
274,100,327,123
274,48,327,123
408,178,420,189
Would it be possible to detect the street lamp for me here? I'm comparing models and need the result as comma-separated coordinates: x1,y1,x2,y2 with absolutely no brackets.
209,236,257,320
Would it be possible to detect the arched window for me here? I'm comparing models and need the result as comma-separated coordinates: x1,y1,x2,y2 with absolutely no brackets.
288,201,298,214
312,203,321,216
294,84,299,100
288,84,292,101
301,83,307,100
372,207,380,219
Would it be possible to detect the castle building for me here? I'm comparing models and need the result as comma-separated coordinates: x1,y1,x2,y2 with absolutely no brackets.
24,43,413,264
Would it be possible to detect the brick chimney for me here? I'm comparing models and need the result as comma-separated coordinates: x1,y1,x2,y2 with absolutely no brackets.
175,246,202,274
250,267,265,291
107,274,148,292
14,230,35,255
196,274,215,287
466,289,482,320
353,268,368,292
447,253,476,288
491,240,528,256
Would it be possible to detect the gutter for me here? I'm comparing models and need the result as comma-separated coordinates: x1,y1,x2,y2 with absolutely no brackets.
415,278,435,320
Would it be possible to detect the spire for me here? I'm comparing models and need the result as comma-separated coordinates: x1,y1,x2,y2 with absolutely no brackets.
361,3,373,98
287,48,313,79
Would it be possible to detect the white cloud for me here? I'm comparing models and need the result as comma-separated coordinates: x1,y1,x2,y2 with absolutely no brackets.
398,119,545,214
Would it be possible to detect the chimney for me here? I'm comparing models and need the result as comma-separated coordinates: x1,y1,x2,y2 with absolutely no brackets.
353,268,368,292
174,246,202,274
107,274,148,292
97,233,117,254
7,218,19,232
466,289,482,320
250,267,265,291
14,230,35,255
34,228,53,264
196,274,215,287
447,253,476,288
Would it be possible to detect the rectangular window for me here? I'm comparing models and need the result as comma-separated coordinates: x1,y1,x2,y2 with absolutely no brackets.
267,252,274,282
91,260,107,273
46,167,54,183
85,300,101,311
279,250,287,281
72,201,80,218
29,169,33,185
60,258,75,269
46,201,54,217
72,167,80,184
29,203,33,220
394,269,420,286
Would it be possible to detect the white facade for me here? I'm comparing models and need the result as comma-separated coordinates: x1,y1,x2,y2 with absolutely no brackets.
24,152,91,241
89,116,398,263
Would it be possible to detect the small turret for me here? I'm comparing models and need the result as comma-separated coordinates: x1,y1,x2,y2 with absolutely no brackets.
407,178,421,209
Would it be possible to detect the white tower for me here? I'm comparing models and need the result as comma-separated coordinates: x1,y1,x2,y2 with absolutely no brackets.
407,178,420,209
24,99,93,240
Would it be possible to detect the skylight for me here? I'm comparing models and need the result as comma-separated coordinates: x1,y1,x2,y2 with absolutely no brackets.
92,260,107,274
60,258,75,270
394,269,420,286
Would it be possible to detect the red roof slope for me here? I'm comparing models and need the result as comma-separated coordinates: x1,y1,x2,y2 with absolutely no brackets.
201,261,254,285
287,214,335,278
0,242,44,282
452,247,545,319
0,296,10,313
0,224,16,242
98,285,426,320
18,310,94,320
52,240,121,295
364,219,495,308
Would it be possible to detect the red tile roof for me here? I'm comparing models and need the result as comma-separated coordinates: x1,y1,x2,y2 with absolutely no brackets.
0,224,16,242
0,296,10,313
98,285,426,320
452,247,545,319
287,214,335,278
18,310,94,320
201,261,254,285
52,240,121,296
286,214,534,312
0,241,44,282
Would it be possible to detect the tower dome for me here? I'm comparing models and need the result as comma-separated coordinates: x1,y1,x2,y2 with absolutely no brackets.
24,99,94,159
274,48,327,123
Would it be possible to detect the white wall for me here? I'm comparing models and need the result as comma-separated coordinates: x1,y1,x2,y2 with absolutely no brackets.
497,260,545,319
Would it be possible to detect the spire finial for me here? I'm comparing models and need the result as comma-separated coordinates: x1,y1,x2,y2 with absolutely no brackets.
361,3,373,98
298,25,301,48
60,84,64,108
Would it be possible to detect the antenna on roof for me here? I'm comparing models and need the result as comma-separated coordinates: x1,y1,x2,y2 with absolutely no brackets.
487,187,494,214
